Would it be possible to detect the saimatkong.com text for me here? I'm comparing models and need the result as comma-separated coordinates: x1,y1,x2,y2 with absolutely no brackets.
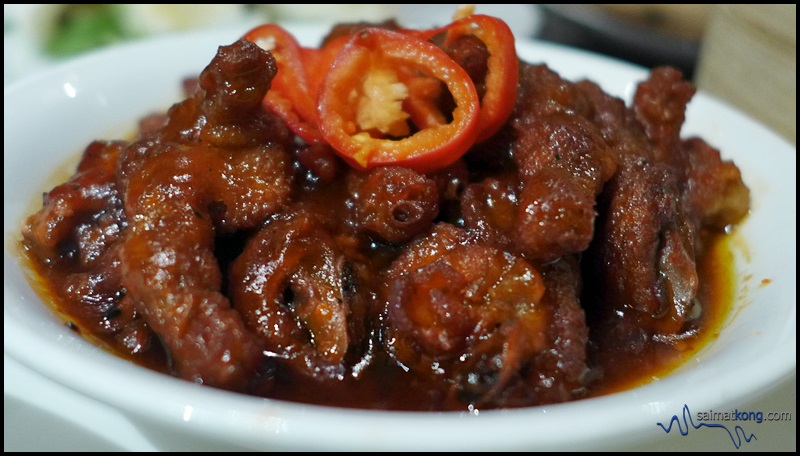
696,409,792,424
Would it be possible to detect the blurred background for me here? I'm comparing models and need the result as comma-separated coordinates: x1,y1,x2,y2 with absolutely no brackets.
4,4,795,452
4,4,795,142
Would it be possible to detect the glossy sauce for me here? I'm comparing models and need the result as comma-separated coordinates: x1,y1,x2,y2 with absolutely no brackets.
18,31,751,412
19,224,738,411
585,231,737,398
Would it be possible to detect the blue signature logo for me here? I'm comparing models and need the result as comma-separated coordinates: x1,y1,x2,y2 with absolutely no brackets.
657,404,757,449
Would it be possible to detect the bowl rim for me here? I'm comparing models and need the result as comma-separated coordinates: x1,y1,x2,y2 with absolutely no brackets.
4,24,797,451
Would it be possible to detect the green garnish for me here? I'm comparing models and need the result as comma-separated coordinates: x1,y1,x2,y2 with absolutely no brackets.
44,5,129,58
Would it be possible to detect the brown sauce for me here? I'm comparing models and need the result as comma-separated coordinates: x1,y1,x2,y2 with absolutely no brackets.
18,223,738,410
585,231,737,398
17,21,752,412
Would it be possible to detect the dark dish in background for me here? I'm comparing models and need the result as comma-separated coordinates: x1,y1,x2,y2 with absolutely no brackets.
535,4,796,144
536,4,710,79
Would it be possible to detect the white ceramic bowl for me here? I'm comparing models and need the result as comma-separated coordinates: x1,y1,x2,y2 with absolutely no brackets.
4,24,796,451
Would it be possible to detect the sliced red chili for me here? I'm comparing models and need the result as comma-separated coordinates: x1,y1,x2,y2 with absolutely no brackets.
302,34,350,109
440,14,519,142
401,73,448,129
318,28,480,173
242,24,324,144
401,14,518,143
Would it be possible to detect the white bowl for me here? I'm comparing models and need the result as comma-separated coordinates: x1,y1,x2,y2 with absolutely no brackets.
4,24,796,451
